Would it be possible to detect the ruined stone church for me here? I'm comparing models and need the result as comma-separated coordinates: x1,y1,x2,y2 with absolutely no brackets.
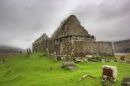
33,15,113,56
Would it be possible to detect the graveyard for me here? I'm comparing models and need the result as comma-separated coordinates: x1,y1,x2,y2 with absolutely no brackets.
0,0,130,86
0,53,130,86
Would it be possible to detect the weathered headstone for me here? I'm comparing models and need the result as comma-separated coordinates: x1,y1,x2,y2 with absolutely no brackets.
121,77,130,86
26,48,31,57
0,57,6,64
78,74,96,82
102,65,117,82
61,61,77,70
83,58,89,62
75,58,83,63
120,56,125,61
110,59,114,62
101,59,105,63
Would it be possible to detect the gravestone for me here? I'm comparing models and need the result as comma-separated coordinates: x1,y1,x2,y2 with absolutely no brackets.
83,58,89,62
61,61,77,70
0,57,5,64
101,59,105,63
102,65,117,82
75,58,83,63
121,77,130,86
120,56,125,62
110,59,114,62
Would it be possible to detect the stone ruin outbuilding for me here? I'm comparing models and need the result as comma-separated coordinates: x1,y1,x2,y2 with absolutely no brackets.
33,15,114,58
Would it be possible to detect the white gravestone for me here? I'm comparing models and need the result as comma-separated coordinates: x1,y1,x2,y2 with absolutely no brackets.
102,65,117,82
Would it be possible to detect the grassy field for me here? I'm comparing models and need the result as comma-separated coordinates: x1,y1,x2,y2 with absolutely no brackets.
0,53,130,86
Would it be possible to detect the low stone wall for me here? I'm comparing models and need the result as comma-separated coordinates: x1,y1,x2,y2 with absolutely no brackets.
59,41,113,56
33,39,113,56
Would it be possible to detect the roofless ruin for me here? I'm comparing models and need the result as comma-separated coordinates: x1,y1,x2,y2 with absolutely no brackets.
33,15,113,57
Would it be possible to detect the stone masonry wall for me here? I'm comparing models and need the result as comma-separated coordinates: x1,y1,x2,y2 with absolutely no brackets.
59,41,113,56
33,37,113,56
33,40,48,53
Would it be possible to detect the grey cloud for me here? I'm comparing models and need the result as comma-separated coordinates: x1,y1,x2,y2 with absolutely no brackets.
73,0,130,41
0,0,130,49
97,0,130,21
0,0,78,49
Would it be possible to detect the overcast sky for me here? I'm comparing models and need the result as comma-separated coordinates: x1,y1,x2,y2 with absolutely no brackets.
0,0,130,49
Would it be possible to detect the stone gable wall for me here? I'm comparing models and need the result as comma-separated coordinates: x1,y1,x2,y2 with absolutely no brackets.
33,40,48,53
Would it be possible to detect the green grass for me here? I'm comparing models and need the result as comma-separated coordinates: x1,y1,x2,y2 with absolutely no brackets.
0,53,130,86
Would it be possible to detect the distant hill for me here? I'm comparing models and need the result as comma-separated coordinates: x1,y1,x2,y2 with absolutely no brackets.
114,39,130,53
0,45,24,56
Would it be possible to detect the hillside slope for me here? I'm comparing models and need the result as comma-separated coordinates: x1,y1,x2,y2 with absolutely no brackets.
0,53,130,86
114,39,130,53
0,45,24,56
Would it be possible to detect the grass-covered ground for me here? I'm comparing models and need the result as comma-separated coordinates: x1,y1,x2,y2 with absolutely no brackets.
0,53,130,86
